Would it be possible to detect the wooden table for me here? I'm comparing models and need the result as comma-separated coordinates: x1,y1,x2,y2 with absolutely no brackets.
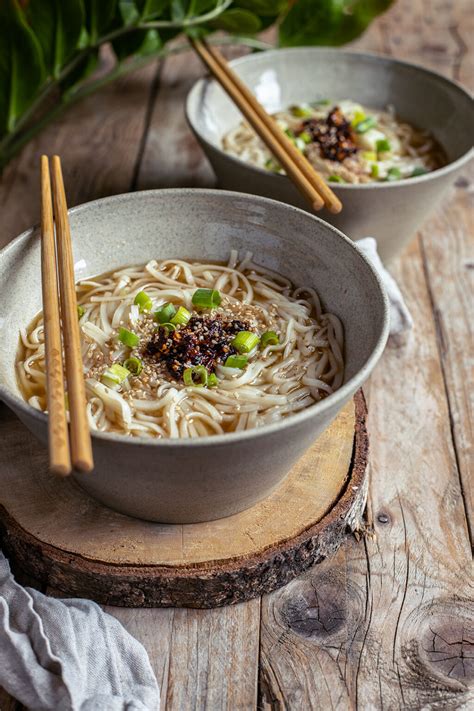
1,0,472,708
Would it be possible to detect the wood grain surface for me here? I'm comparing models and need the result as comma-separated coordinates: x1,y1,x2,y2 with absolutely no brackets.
0,0,472,708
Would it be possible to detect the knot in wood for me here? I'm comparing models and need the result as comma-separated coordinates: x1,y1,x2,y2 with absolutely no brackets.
377,511,390,525
402,600,474,691
280,570,347,640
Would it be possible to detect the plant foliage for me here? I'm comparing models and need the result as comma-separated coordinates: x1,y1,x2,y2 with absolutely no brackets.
0,0,392,168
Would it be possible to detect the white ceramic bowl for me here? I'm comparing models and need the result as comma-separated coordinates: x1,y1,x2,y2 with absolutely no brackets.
186,48,473,262
0,189,389,523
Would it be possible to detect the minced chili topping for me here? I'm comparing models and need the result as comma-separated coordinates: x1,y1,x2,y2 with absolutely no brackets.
143,314,250,379
298,106,358,162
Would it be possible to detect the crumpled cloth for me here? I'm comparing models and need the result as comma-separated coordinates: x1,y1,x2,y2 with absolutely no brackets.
0,552,160,711
356,237,413,335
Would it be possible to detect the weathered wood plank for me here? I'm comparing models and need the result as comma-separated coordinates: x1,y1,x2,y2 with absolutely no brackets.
260,237,474,709
419,178,473,544
103,602,261,711
0,50,159,249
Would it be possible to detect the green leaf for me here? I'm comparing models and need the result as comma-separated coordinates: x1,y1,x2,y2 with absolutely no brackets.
171,0,187,21
113,28,162,61
279,0,393,47
235,0,287,17
117,0,141,25
26,0,85,79
0,0,45,136
135,0,169,20
83,0,118,43
60,49,99,99
211,8,262,33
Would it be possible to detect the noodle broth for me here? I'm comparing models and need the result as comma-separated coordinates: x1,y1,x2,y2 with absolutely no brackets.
17,252,344,439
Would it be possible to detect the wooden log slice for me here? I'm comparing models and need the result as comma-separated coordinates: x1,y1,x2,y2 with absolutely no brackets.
0,392,368,608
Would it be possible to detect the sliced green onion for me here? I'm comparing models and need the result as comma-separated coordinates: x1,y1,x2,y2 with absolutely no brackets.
261,331,279,348
411,166,428,177
371,163,380,178
328,175,346,183
192,288,222,309
284,127,296,140
123,356,143,375
155,302,176,324
159,322,176,333
385,167,402,182
101,363,130,389
134,290,153,313
170,306,191,326
351,109,366,126
118,327,139,347
362,151,377,162
77,305,85,319
183,365,208,387
208,373,219,388
354,116,376,133
299,130,312,144
289,104,313,118
224,355,248,369
311,98,330,107
265,158,281,173
232,331,260,354
376,138,391,153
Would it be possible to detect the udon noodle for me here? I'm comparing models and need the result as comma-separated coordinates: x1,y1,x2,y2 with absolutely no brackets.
17,252,344,439
223,99,446,184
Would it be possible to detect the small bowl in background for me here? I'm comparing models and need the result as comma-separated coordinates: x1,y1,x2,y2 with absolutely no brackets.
186,48,473,262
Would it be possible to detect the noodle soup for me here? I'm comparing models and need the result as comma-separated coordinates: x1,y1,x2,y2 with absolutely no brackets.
222,99,446,184
17,251,344,439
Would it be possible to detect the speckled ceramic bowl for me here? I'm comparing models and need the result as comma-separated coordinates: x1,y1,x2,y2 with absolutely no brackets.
186,48,473,262
0,189,389,523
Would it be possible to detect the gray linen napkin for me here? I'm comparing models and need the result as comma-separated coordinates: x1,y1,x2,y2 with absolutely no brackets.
356,237,413,335
0,552,160,711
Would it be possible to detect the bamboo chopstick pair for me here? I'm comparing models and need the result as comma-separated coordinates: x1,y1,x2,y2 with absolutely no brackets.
191,38,343,215
41,155,93,476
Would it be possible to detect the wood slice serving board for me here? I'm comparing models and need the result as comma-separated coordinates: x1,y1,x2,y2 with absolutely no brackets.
0,392,368,608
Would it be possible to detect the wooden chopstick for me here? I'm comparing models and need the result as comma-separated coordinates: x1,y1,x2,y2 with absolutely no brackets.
50,155,94,473
40,156,71,476
191,39,343,215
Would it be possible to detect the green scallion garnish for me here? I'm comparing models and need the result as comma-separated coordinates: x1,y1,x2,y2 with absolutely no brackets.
376,138,391,153
411,166,427,177
284,128,296,140
77,305,85,319
354,116,376,133
311,99,330,107
386,167,402,181
208,373,219,388
261,331,279,348
351,109,366,126
118,327,139,348
155,302,176,324
170,306,191,326
362,151,377,162
371,163,380,178
159,322,176,333
232,331,260,354
289,104,313,118
123,356,143,376
101,363,130,389
183,365,208,387
328,175,345,183
265,158,281,173
224,354,248,369
299,130,312,144
192,288,222,309
134,291,153,313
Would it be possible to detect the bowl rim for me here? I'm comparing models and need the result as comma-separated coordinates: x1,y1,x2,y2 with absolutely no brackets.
0,187,390,448
185,46,474,190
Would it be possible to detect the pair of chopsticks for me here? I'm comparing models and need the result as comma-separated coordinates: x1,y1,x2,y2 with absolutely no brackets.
40,155,93,476
191,38,342,215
